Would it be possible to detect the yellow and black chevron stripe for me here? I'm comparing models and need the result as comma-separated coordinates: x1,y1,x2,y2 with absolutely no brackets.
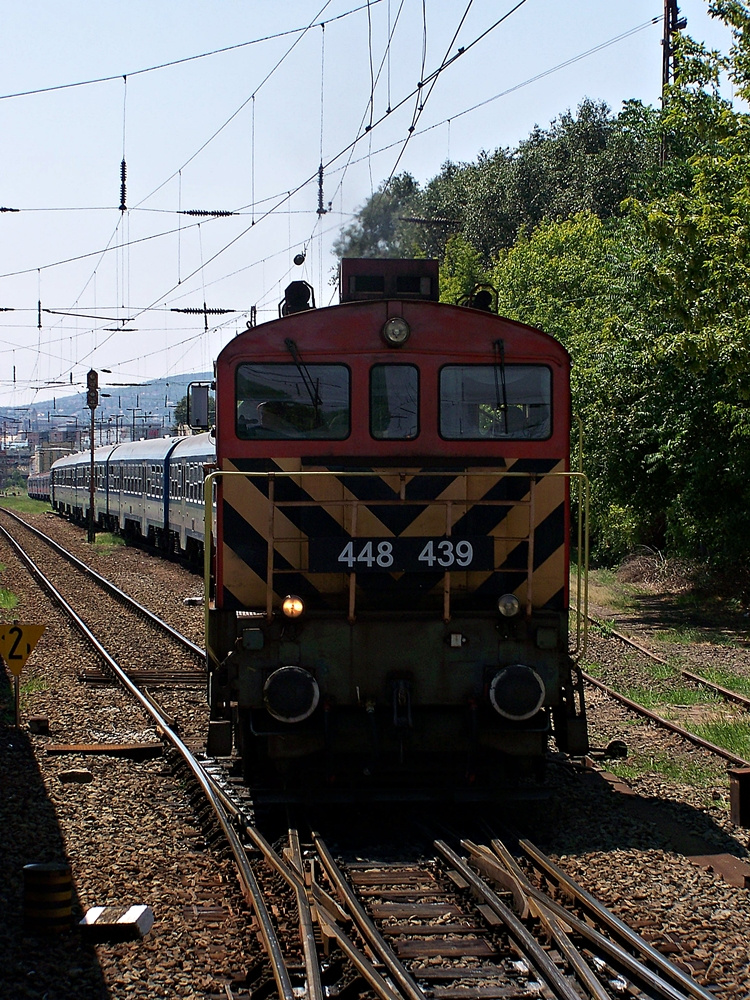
219,457,567,613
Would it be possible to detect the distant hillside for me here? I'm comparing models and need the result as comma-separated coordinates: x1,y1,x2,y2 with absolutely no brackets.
1,372,213,432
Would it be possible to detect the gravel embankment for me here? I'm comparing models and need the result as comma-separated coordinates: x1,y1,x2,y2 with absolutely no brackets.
0,512,258,999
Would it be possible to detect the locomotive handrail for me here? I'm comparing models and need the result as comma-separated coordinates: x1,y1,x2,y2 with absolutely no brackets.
203,468,589,665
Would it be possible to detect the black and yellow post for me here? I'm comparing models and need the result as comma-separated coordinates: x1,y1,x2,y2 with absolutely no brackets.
23,862,72,935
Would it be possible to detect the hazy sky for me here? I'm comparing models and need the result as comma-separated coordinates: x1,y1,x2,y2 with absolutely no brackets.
0,1,736,413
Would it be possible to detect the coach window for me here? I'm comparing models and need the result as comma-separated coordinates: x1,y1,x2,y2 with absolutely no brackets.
236,363,350,439
439,365,552,440
370,364,419,439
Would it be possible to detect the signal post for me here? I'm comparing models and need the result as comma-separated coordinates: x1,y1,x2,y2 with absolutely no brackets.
87,369,98,543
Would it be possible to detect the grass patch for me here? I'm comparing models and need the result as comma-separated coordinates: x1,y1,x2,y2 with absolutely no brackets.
588,617,616,639
0,495,50,514
620,683,718,710
92,532,126,554
581,566,644,613
21,676,47,696
0,587,17,610
655,626,739,647
607,750,722,787
693,667,750,700
644,661,675,682
581,660,604,679
691,720,750,758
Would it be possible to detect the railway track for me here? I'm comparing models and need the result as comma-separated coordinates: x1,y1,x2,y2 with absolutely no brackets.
2,510,749,997
584,611,750,767
194,760,719,1000
590,609,750,712
0,508,205,671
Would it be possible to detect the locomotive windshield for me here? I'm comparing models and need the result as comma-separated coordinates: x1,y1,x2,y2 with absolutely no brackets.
370,364,419,439
236,363,350,439
439,365,551,440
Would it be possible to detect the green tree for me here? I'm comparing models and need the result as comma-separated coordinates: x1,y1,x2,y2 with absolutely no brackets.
438,234,490,304
335,101,661,263
171,393,215,433
333,173,422,258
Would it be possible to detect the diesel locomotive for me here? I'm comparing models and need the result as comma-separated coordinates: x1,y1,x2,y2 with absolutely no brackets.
201,258,589,795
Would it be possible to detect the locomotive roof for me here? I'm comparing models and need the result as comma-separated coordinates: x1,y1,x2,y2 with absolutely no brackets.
217,297,570,366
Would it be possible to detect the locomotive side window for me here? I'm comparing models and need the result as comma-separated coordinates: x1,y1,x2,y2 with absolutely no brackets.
236,364,350,439
439,365,552,440
370,364,419,440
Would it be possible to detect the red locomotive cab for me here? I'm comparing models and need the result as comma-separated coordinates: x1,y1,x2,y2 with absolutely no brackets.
207,258,588,793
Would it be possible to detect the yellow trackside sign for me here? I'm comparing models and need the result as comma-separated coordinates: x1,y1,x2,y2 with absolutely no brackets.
0,623,46,676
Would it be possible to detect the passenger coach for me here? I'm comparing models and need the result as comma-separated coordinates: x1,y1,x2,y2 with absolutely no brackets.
48,432,214,559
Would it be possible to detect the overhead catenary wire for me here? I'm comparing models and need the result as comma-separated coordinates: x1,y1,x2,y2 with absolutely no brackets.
0,9,660,399
133,0,339,210
1,11,664,402
0,14,658,284
382,0,524,193
0,1,384,102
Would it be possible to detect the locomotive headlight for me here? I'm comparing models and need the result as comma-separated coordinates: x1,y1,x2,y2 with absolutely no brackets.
282,595,305,619
382,316,411,346
497,593,520,617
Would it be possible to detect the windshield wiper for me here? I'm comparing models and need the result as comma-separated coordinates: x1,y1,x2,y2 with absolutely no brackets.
493,339,508,432
285,338,322,411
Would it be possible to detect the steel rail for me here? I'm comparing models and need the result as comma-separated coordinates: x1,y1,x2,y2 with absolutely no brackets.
681,668,750,711
314,907,404,1000
0,523,295,1000
240,821,415,1000
582,671,750,767
520,838,718,1000
463,840,610,1000
433,839,582,1000
587,612,668,664
490,837,714,1000
287,829,325,1000
312,832,429,1000
238,823,328,1000
238,819,365,929
0,508,205,660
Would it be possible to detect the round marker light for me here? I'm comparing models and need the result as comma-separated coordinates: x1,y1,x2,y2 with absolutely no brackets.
382,316,411,346
264,666,320,723
497,593,520,618
282,595,305,619
489,664,545,720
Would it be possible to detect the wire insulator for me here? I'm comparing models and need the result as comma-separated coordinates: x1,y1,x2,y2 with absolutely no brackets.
180,209,236,217
170,307,234,315
119,159,127,213
317,163,326,216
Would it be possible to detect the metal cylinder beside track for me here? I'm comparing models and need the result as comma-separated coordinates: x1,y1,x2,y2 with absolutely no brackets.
489,663,545,720
263,666,320,723
23,862,72,935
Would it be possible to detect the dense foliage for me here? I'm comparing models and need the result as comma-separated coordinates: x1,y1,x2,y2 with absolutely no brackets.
335,2,750,571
